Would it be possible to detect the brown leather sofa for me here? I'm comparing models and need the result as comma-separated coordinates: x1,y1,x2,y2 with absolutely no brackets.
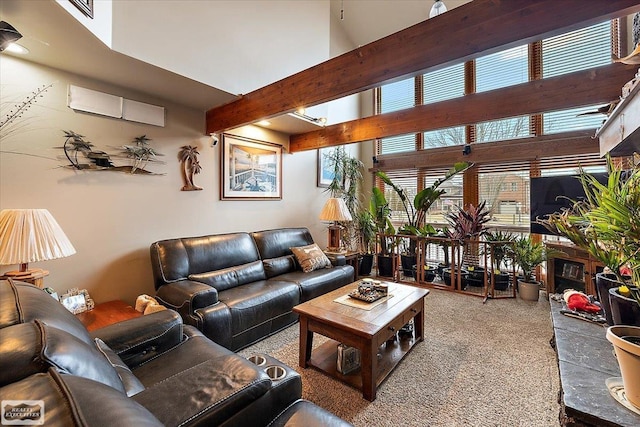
0,279,351,426
150,227,354,351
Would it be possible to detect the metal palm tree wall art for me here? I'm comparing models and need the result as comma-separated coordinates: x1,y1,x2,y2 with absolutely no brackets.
178,145,203,191
59,130,165,174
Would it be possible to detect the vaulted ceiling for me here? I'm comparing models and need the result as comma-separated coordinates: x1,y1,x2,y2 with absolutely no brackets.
206,0,640,154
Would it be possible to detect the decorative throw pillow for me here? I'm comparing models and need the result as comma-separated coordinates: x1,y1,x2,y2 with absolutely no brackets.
290,243,332,273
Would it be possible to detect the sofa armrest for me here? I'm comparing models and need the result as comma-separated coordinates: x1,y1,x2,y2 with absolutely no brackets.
329,254,346,266
156,280,219,319
91,310,183,368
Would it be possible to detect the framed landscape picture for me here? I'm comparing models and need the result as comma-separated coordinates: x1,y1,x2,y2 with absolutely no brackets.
317,147,336,188
221,134,282,200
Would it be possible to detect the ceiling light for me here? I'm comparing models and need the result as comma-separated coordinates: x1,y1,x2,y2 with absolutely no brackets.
287,111,327,127
429,0,447,18
257,120,271,126
4,43,29,54
0,21,23,52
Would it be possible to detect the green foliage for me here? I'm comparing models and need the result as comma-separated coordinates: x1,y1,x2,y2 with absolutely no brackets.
484,230,517,271
538,155,640,288
376,161,472,235
370,186,395,254
512,236,563,283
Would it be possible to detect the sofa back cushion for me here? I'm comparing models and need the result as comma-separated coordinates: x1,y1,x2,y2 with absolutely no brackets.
150,233,265,290
188,260,266,292
0,320,126,393
1,370,163,427
252,228,315,278
0,280,92,344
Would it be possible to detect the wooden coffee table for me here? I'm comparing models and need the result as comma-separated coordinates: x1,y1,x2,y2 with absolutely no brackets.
293,281,429,401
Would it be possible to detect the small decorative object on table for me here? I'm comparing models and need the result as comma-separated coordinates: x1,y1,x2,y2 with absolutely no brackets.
60,288,94,314
349,279,387,303
337,343,360,375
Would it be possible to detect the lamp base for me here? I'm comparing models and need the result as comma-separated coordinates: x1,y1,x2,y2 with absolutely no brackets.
1,268,49,288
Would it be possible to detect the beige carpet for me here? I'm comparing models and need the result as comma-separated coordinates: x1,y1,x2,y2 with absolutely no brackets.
239,289,560,427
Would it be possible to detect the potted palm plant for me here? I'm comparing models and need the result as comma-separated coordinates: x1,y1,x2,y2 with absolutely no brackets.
484,230,516,291
370,186,396,277
511,236,563,301
356,210,376,276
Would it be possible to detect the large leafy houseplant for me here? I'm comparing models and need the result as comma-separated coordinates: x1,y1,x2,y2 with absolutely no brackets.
511,236,563,301
538,156,640,316
375,162,472,236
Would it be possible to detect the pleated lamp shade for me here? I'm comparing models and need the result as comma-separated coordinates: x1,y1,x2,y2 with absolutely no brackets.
0,209,76,270
319,198,353,222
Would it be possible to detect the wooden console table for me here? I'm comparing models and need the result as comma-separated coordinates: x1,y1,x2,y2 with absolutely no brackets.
550,299,640,426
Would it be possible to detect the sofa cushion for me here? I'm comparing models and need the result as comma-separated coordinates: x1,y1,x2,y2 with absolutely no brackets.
262,255,298,277
96,338,145,396
252,227,314,258
0,370,163,427
150,233,262,290
37,320,126,393
0,322,46,386
218,281,300,336
274,265,354,301
290,244,331,273
189,260,266,291
0,280,92,344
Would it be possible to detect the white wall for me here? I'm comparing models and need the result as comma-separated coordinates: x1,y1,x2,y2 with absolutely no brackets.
0,56,330,305
55,0,113,47
111,0,331,95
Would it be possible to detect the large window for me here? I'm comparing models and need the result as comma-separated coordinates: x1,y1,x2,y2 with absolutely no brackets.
375,20,616,232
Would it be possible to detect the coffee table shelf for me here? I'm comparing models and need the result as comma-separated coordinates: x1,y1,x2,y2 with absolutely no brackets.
308,335,418,392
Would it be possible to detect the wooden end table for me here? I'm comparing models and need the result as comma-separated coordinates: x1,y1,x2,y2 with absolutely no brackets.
324,250,361,280
76,300,142,331
293,281,429,401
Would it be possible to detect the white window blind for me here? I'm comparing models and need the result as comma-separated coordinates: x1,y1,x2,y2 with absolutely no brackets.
476,116,531,143
423,63,465,103
543,104,608,134
380,133,417,155
542,21,611,78
423,126,466,148
476,45,528,93
380,78,415,113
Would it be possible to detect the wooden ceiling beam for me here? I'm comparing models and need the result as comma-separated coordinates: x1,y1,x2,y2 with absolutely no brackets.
206,0,640,135
289,63,636,152
374,130,598,171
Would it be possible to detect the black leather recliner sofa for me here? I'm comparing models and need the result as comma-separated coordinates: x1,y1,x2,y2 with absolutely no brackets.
150,227,354,351
0,279,351,426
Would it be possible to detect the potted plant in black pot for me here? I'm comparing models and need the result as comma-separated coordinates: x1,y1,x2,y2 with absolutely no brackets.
375,162,472,279
356,210,376,276
445,201,491,290
484,230,516,291
538,156,639,324
370,186,396,277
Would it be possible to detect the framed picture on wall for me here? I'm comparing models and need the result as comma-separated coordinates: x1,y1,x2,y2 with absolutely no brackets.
221,134,282,200
69,0,94,18
317,147,337,188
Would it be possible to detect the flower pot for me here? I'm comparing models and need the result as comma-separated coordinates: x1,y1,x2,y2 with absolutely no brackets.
608,287,640,327
596,273,630,325
443,268,468,290
492,271,510,291
466,266,485,287
606,325,640,409
401,254,416,277
518,279,540,301
413,265,436,282
359,253,373,276
377,255,394,278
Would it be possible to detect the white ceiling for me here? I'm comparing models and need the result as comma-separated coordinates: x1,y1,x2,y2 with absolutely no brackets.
0,0,469,133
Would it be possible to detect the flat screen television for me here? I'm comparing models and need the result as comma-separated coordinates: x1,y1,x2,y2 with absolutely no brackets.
530,173,608,235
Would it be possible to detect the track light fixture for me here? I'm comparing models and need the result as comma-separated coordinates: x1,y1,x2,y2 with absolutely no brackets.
0,21,23,52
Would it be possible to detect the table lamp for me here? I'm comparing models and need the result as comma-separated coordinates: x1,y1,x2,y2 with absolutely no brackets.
0,209,76,288
319,198,352,253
